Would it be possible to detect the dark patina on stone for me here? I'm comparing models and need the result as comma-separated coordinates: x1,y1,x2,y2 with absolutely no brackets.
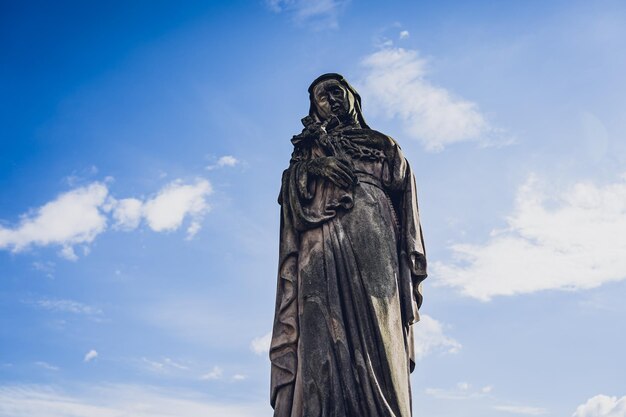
270,73,427,417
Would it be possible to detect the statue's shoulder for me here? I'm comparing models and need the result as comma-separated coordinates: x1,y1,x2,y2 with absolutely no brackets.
359,128,402,150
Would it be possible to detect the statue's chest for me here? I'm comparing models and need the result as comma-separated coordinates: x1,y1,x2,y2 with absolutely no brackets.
312,135,386,163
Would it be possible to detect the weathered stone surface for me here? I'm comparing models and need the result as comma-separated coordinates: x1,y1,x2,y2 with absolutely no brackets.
270,73,427,417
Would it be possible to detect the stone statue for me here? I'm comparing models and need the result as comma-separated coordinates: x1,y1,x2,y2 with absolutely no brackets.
270,73,427,417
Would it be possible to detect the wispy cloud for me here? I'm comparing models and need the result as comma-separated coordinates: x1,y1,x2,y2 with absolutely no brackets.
434,174,626,301
359,47,501,152
573,394,626,417
0,384,265,417
137,357,245,383
425,382,493,400
265,0,348,29
494,404,548,415
27,298,102,316
32,261,55,278
0,178,213,260
413,314,461,360
139,357,190,374
200,366,223,381
34,361,59,371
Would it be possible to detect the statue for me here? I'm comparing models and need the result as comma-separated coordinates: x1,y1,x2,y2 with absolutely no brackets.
270,73,427,417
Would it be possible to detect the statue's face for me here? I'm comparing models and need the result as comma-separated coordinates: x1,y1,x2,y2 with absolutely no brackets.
312,80,352,121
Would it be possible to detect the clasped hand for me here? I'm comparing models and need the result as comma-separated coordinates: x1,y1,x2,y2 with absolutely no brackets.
306,157,356,189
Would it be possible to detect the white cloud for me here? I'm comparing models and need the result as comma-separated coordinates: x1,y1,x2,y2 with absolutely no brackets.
250,332,272,355
266,0,348,29
494,405,548,415
111,179,212,239
0,384,265,417
573,395,626,417
434,175,626,301
84,350,98,363
200,366,223,381
0,178,213,259
413,314,461,360
359,47,498,151
232,374,248,381
142,179,212,237
217,155,238,167
0,183,108,253
111,198,143,230
206,155,239,170
29,298,101,316
399,30,409,39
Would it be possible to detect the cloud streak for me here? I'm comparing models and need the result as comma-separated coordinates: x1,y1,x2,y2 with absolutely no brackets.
27,298,102,316
200,366,223,381
434,175,626,301
425,381,492,400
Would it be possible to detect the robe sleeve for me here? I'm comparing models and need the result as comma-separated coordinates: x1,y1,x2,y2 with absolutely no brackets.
382,139,428,372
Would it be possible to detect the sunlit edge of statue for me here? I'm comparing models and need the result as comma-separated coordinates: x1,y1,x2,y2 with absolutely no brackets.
270,73,427,417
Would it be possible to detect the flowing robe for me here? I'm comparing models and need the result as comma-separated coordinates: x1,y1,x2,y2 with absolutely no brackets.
270,128,427,417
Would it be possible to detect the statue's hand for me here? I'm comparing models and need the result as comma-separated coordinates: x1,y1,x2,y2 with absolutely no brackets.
306,157,356,189
343,129,393,151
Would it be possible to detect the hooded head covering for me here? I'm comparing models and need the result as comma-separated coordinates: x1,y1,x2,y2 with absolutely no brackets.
307,73,370,129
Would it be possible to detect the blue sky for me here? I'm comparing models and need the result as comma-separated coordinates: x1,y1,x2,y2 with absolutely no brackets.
1,1,626,416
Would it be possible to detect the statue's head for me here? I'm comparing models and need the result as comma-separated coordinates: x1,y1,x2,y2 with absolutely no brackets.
308,73,369,128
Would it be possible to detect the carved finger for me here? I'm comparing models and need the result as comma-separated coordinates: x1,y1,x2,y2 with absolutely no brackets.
335,159,354,173
332,164,355,184
333,167,354,187
327,172,349,188
327,166,349,183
